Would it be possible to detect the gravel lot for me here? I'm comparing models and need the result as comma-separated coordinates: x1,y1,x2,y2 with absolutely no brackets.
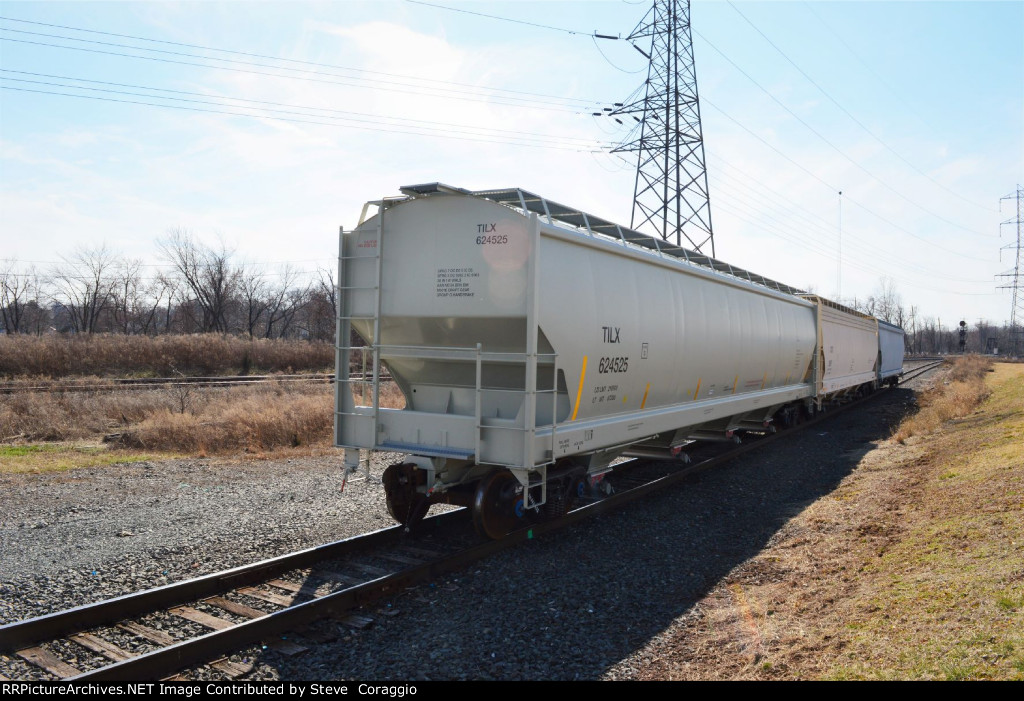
0,371,933,680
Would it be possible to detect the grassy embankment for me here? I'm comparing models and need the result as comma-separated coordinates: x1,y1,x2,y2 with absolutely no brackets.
826,359,1024,679
0,334,403,471
637,355,1023,680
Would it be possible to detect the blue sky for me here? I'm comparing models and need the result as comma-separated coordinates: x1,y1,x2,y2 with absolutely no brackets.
1,1,1022,328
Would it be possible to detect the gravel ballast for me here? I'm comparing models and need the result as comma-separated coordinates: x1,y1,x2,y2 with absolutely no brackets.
0,374,932,680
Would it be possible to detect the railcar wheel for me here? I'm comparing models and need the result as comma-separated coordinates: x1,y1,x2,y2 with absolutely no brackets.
567,475,588,509
382,462,430,530
472,470,525,539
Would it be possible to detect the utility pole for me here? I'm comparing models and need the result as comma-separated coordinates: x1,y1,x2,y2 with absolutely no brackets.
607,0,714,255
837,190,843,301
998,185,1023,357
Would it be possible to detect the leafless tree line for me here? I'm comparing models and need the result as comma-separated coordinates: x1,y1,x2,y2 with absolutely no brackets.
4,251,1020,355
1,232,338,341
844,277,1021,357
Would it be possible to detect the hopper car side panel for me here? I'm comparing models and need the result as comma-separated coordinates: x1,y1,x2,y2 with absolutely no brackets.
809,300,880,395
536,229,817,423
878,321,905,380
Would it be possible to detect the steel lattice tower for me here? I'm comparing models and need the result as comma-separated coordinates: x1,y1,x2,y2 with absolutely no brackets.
998,185,1024,357
610,0,714,255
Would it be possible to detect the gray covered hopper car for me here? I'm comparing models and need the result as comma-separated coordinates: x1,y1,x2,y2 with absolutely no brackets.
334,183,901,537
878,321,907,386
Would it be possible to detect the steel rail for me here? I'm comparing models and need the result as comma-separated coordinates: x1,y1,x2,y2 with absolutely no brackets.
0,510,465,654
0,372,395,394
71,530,503,681
898,360,944,384
0,374,333,394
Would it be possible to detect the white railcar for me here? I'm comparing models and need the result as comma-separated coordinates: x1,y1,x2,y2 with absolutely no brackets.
878,320,906,385
334,184,891,536
799,295,880,396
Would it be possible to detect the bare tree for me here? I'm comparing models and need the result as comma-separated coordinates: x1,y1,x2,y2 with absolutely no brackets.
906,305,918,354
296,267,338,341
0,260,41,333
237,267,269,337
159,229,239,333
110,258,149,334
262,265,306,338
156,273,182,334
316,266,337,321
273,285,309,338
133,274,172,335
872,277,902,324
50,245,118,334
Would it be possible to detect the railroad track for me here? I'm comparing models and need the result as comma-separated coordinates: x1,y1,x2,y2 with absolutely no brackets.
899,359,945,383
0,359,942,395
0,362,943,681
0,372,392,394
0,514,474,680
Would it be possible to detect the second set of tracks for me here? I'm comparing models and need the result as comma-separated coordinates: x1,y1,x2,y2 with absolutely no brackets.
0,360,943,681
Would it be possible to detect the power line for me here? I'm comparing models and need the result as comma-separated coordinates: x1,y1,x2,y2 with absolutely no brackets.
1,86,603,152
711,197,995,297
404,0,585,35
710,173,993,286
0,15,594,107
700,96,835,189
726,0,997,214
705,154,994,283
590,34,644,74
697,98,995,264
12,31,985,264
0,71,606,149
800,3,947,143
0,33,592,114
569,146,996,287
693,27,995,239
403,0,1001,225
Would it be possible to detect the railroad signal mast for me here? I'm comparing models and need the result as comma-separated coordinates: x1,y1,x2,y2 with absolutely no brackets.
608,0,715,255
998,185,1024,357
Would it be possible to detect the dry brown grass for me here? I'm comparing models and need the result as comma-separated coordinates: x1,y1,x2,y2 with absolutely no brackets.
1,380,406,456
0,333,334,378
120,385,334,454
892,355,993,442
0,384,178,441
629,362,1024,680
133,379,404,455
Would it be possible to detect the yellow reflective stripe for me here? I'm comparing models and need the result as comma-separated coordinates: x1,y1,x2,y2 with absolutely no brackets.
760,371,768,390
694,378,702,399
733,375,739,393
571,356,588,421
640,383,651,409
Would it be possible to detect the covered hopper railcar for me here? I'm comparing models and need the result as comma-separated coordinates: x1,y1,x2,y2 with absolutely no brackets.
334,183,901,537
878,321,906,387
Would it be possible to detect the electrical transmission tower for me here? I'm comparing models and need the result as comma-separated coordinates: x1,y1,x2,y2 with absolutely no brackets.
609,0,715,255
998,185,1024,357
